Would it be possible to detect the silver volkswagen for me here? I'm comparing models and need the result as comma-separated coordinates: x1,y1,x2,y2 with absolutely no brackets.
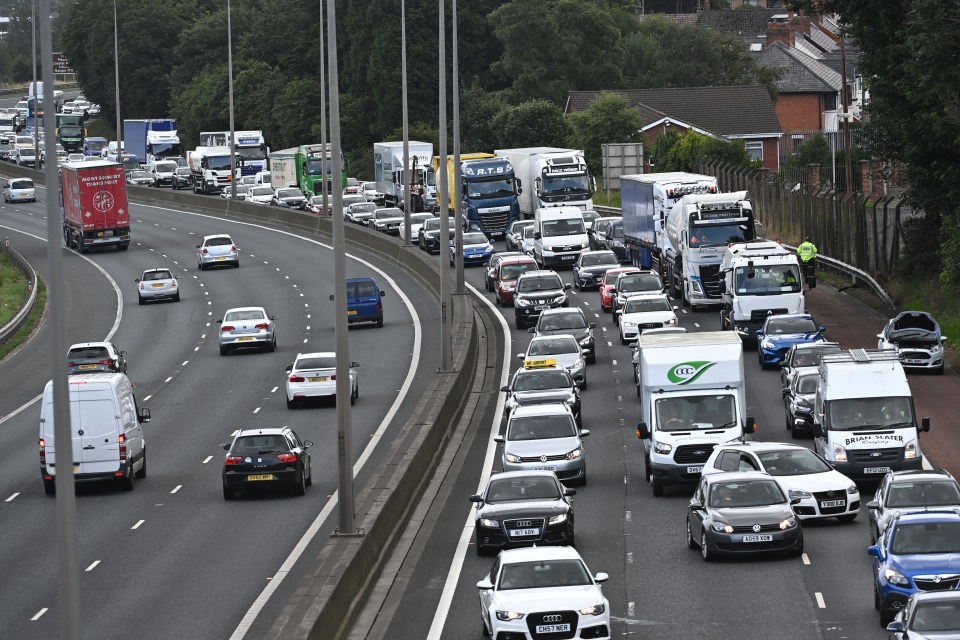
136,268,180,304
495,403,589,485
197,234,240,270
217,307,277,355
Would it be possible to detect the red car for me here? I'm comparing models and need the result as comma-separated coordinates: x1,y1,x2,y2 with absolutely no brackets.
493,255,539,306
599,267,641,313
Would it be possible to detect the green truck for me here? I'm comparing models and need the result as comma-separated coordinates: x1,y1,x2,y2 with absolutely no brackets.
269,144,346,196
56,114,85,153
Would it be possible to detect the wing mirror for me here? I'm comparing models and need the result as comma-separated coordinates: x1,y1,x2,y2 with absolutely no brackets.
468,494,482,503
921,417,931,432
493,435,505,443
636,421,650,439
745,417,757,433
221,443,231,451
528,327,536,334
137,408,151,424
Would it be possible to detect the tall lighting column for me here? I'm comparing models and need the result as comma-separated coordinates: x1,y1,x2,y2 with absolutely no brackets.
438,0,452,371
113,0,121,157
319,2,328,215
452,0,464,291
31,0,37,161
227,0,237,198
401,0,411,245
326,0,358,536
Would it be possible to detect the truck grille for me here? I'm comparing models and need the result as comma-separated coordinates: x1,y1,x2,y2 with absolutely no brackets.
850,448,901,464
699,264,722,299
915,576,960,591
750,308,788,323
478,211,511,234
525,610,578,640
674,445,716,464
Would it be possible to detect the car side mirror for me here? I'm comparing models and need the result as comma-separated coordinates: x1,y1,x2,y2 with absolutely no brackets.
756,330,765,338
534,232,541,240
589,323,596,329
329,294,335,301
867,500,880,510
564,488,576,496
350,361,360,368
941,336,949,343
579,429,590,437
380,291,386,297
469,494,482,503
781,387,790,396
636,422,650,439
528,327,536,334
517,353,525,360
745,417,757,433
222,443,231,451
921,417,931,432
672,305,679,311
302,440,313,448
270,315,278,320
594,572,609,583
867,545,883,560
494,435,504,443
135,278,140,283
819,325,826,332
885,621,904,633
216,319,222,324
285,364,293,373
476,579,494,590
196,244,201,248
609,286,617,293
564,283,572,291
500,385,509,392
137,408,150,424
689,500,703,510
876,334,884,340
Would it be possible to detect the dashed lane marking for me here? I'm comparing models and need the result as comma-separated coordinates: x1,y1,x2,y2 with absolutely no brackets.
85,560,100,572
815,592,826,608
6,492,19,502
131,520,145,530
802,553,811,565
171,485,182,494
30,608,47,621
202,456,213,464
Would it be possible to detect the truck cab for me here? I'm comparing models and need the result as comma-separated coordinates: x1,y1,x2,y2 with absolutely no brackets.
533,207,589,269
459,157,522,238
814,349,928,478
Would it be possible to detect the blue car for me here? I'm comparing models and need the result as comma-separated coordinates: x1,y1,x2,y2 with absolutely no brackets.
450,231,494,267
756,313,826,369
868,509,960,627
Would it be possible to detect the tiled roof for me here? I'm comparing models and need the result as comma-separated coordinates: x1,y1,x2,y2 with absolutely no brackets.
758,41,841,93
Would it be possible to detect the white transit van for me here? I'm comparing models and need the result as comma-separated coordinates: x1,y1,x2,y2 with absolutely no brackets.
533,206,589,268
814,349,928,479
39,373,151,495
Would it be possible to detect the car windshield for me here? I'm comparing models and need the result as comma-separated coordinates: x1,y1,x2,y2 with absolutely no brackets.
501,263,535,280
423,218,440,230
154,162,177,172
376,209,401,219
517,276,562,293
511,222,533,234
542,218,585,237
485,476,561,503
352,203,377,213
538,313,586,331
523,227,535,239
497,559,591,590
766,317,818,334
143,270,172,281
581,252,617,267
891,522,960,554
527,337,578,357
611,226,624,239
342,195,365,205
828,397,915,431
757,449,832,475
605,270,634,285
656,395,737,431
507,414,577,441
619,274,662,292
623,297,671,314
790,345,840,368
278,189,301,199
463,232,488,244
206,237,234,247
233,435,288,455
250,187,273,196
347,281,378,297
130,171,149,179
886,481,960,508
910,600,960,632
734,265,802,295
709,480,785,507
582,212,599,224
224,310,266,322
796,375,818,394
513,370,572,392
295,356,336,370
410,213,433,224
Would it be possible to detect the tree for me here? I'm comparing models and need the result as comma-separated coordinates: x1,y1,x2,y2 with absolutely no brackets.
169,65,227,149
497,99,572,149
660,131,757,172
567,92,644,180
459,82,509,152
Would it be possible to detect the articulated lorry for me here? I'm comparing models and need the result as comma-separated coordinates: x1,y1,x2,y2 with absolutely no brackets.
719,241,805,340
123,119,182,166
620,173,717,275
56,113,85,153
433,154,522,237
635,331,755,496
60,160,130,253
494,147,594,219
374,141,436,210
187,146,233,194
664,191,756,309
199,130,269,175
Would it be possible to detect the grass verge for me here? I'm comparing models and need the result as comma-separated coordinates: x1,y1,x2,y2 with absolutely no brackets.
0,277,46,363
593,190,622,208
0,251,30,327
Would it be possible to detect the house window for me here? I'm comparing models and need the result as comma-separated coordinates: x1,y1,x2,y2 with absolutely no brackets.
824,93,838,111
745,141,764,161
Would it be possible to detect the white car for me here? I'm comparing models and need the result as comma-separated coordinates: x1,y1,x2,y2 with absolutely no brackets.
617,293,678,344
66,153,86,163
245,185,275,204
3,178,36,203
284,352,358,408
12,144,37,167
397,213,435,240
520,226,536,257
135,268,180,304
217,306,276,355
340,193,367,217
360,181,382,204
519,335,586,388
477,546,610,639
196,234,240,270
702,442,860,522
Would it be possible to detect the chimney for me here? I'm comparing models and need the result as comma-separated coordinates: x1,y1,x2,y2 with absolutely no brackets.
767,22,793,47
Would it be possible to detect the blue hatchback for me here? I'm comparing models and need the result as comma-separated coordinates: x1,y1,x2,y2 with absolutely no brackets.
756,313,826,368
450,231,494,267
346,277,385,328
868,509,960,627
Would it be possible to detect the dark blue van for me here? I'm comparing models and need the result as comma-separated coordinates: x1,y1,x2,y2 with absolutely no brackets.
346,277,385,327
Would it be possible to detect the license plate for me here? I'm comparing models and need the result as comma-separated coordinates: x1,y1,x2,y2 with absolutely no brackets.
215,256,227,261
509,528,539,537
246,474,275,481
79,364,98,370
535,305,550,310
821,500,845,508
237,336,255,342
307,377,328,382
742,534,773,543
536,624,571,634
347,310,358,315
74,465,79,472
865,466,891,474
561,255,576,261
687,466,703,474
151,283,165,288
532,466,555,471
903,359,924,364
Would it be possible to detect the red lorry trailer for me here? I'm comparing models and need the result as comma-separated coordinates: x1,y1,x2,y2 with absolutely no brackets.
60,160,130,252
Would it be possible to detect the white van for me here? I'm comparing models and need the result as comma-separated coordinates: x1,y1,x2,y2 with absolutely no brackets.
39,373,151,495
255,170,272,186
533,206,589,268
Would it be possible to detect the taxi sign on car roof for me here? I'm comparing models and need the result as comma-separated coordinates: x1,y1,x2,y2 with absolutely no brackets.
523,358,557,370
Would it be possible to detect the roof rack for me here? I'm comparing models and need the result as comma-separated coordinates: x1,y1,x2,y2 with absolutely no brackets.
819,348,901,365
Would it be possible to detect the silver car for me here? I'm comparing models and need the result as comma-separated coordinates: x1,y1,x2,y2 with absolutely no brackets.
347,202,377,224
197,234,240,270
518,335,587,389
136,268,180,304
217,306,276,355
284,352,359,408
495,403,589,485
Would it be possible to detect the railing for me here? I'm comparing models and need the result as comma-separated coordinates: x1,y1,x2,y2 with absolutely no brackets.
0,238,39,346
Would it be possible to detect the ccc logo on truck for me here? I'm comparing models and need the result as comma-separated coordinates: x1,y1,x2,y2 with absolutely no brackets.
667,361,717,385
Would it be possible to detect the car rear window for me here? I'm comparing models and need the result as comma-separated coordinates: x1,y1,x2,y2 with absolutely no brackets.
11,179,34,189
233,435,287,453
347,281,378,297
224,310,266,322
68,346,109,359
206,237,234,247
296,356,336,370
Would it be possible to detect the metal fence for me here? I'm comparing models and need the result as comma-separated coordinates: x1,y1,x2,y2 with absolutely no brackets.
0,238,39,347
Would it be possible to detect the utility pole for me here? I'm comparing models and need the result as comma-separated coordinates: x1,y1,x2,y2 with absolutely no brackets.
227,0,236,198
452,0,464,292
320,1,328,216
401,0,411,245
840,31,853,196
113,0,121,159
438,0,452,370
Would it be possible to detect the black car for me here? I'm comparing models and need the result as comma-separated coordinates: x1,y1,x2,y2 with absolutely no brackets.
67,341,128,374
469,470,576,555
867,469,960,544
572,250,620,291
221,427,313,499
603,219,626,261
513,270,572,330
590,217,617,251
502,365,581,423
782,368,819,436
271,187,307,208
418,217,455,254
530,307,596,364
171,167,193,190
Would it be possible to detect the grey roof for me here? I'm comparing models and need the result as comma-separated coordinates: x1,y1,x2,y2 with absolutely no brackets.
566,86,782,136
757,41,841,93
697,8,785,39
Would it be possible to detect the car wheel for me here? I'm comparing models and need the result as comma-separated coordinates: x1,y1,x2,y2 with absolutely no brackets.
790,534,804,557
198,262,205,271
138,295,145,306
515,317,524,330
936,364,945,375
837,513,857,523
873,581,881,611
223,483,236,501
620,330,627,345
377,316,384,328
686,519,697,549
587,353,596,365
267,338,276,353
135,449,147,479
173,292,180,302
580,377,588,391
701,531,713,562
652,480,664,497
43,479,55,496
219,346,228,356
350,387,356,405
304,462,312,486
292,469,306,496
880,608,895,628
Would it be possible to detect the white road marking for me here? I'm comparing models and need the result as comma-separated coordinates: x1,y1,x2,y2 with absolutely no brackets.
303,338,308,343
299,293,304,297
270,386,278,393
194,346,199,352
171,485,182,494
143,395,152,402
202,456,213,464
617,396,622,402
607,341,612,347
612,360,618,366
694,323,700,328
627,602,635,617
305,326,310,330
181,361,189,366
85,560,100,572
30,608,47,621
131,520,145,530
601,327,607,332
802,553,811,565
627,552,633,564
6,492,20,502
625,510,632,522
815,592,826,608
306,314,311,319
304,303,309,308
164,377,172,383
284,275,289,279
253,407,261,414
624,475,628,485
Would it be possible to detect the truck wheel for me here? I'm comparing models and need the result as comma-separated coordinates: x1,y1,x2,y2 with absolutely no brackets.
43,479,55,496
652,481,664,497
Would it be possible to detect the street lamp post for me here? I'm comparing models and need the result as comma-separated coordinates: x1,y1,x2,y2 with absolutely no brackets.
438,0,452,371
320,1,328,216
113,0,121,158
401,0,411,245
227,0,237,198
452,0,464,292
31,0,37,162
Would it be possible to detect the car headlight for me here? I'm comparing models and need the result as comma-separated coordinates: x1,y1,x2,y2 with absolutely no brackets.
761,339,775,350
515,297,532,307
580,241,590,249
711,521,733,533
578,336,592,346
664,318,677,325
505,452,522,463
788,489,812,501
549,513,568,525
931,342,943,353
496,610,525,621
484,246,494,253
501,282,516,291
779,516,797,530
833,443,847,463
573,358,584,369
479,518,499,528
847,484,859,495
653,441,672,454
904,439,918,460
578,604,605,616
691,281,704,296
623,321,636,328
884,569,910,586
565,447,583,461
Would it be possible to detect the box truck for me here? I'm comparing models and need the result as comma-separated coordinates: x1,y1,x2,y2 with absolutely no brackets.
60,160,131,252
494,147,594,218
374,141,436,210
123,119,182,166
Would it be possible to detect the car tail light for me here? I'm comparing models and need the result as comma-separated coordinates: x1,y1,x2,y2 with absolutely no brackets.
202,248,209,254
67,361,76,367
254,323,269,329
118,433,127,462
224,455,243,465
276,453,297,463
221,325,235,332
377,302,383,312
330,374,337,381
231,245,237,251
289,375,305,382
39,438,46,465
101,359,115,366
171,280,177,288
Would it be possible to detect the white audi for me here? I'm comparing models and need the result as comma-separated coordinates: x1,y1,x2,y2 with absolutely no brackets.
477,546,611,639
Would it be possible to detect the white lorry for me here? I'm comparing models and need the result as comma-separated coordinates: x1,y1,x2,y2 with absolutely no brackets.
664,190,757,309
532,206,590,269
719,241,805,341
814,349,928,479
187,146,233,194
199,130,269,175
373,141,436,210
635,331,756,496
494,147,595,218
269,148,297,189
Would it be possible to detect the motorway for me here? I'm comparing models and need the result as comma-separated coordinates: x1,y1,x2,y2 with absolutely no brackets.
0,180,440,639
353,248,960,640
